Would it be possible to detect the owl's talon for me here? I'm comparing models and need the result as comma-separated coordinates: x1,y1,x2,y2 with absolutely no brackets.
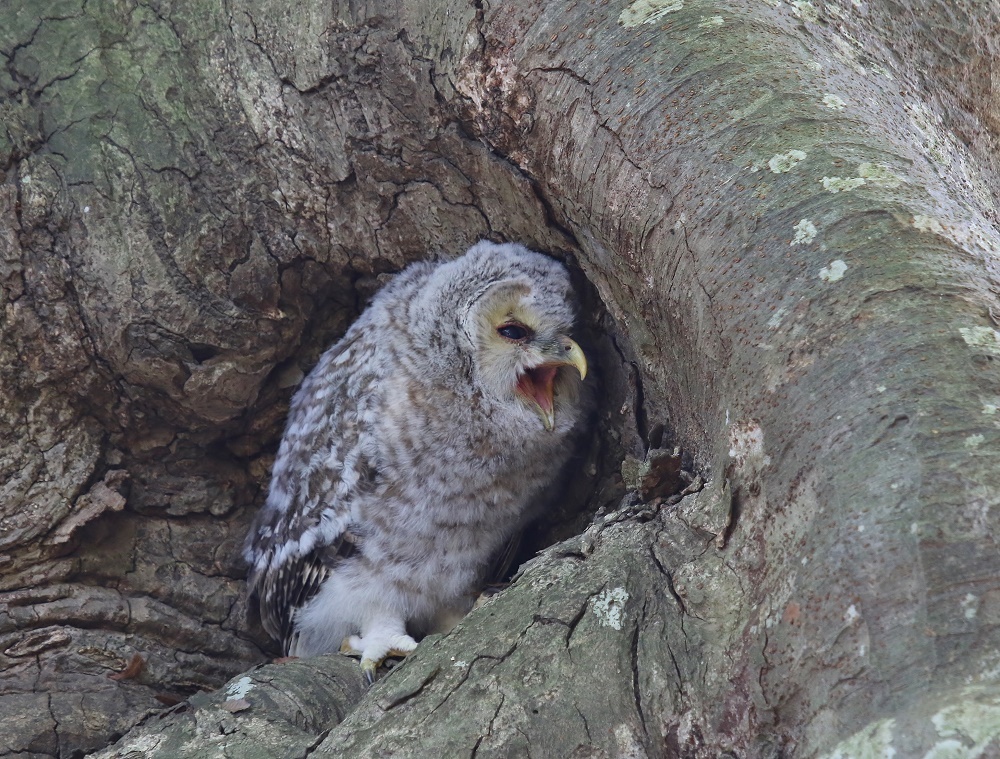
342,630,418,682
360,658,377,684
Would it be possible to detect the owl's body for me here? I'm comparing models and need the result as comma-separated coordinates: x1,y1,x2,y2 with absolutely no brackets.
244,241,587,674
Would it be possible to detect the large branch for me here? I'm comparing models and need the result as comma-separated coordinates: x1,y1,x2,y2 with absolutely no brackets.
432,0,1000,753
96,487,721,758
93,655,367,759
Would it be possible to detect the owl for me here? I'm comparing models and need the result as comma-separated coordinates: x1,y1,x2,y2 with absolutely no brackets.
243,240,589,680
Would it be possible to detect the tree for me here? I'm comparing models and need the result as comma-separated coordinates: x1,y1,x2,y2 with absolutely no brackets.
3,0,999,756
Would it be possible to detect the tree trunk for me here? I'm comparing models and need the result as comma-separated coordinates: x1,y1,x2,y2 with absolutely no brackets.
3,0,999,756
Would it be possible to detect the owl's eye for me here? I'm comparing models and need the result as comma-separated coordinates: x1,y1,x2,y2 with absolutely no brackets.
497,323,532,342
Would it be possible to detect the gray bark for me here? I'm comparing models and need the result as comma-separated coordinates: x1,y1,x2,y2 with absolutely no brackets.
3,0,1000,757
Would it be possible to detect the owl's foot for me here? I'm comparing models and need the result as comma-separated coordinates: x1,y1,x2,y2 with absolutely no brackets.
340,631,418,683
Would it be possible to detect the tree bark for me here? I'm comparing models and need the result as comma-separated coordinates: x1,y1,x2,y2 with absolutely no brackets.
3,0,1000,756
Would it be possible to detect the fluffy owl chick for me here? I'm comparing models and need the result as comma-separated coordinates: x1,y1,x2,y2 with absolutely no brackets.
244,241,589,680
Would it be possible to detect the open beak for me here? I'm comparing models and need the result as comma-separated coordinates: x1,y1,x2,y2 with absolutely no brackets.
516,338,587,431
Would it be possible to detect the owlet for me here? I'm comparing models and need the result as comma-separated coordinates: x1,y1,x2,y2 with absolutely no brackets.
243,241,589,679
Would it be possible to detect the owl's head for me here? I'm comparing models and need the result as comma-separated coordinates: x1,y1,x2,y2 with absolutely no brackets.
455,242,587,432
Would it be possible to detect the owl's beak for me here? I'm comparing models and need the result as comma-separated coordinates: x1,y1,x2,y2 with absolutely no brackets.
559,338,588,382
516,338,587,431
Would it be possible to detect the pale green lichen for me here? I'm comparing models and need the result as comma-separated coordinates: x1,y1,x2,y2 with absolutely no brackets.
979,657,1000,683
619,0,683,26
728,421,768,465
960,327,1000,355
698,15,725,27
614,723,648,757
767,306,788,329
822,176,867,193
913,215,946,234
792,219,818,245
928,689,1000,757
906,100,951,165
591,587,630,630
822,164,902,194
819,260,848,282
226,675,254,700
923,739,966,758
961,593,979,620
108,732,166,755
790,0,819,21
822,718,896,759
858,162,903,188
964,434,985,449
768,149,807,173
982,402,998,416
822,93,847,110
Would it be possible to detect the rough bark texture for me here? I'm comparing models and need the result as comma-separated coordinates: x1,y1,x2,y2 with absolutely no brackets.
3,0,1000,757
90,655,368,759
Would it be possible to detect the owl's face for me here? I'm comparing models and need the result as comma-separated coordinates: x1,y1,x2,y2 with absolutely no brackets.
467,280,587,431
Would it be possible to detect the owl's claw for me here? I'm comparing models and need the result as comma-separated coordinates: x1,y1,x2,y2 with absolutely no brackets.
361,658,377,684
340,631,418,683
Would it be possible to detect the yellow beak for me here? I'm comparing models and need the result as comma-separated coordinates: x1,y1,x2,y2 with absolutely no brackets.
560,337,588,381
516,338,588,431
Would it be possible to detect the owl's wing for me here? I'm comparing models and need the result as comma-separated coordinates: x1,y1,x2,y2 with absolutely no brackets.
254,529,359,654
485,531,523,583
243,330,380,653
